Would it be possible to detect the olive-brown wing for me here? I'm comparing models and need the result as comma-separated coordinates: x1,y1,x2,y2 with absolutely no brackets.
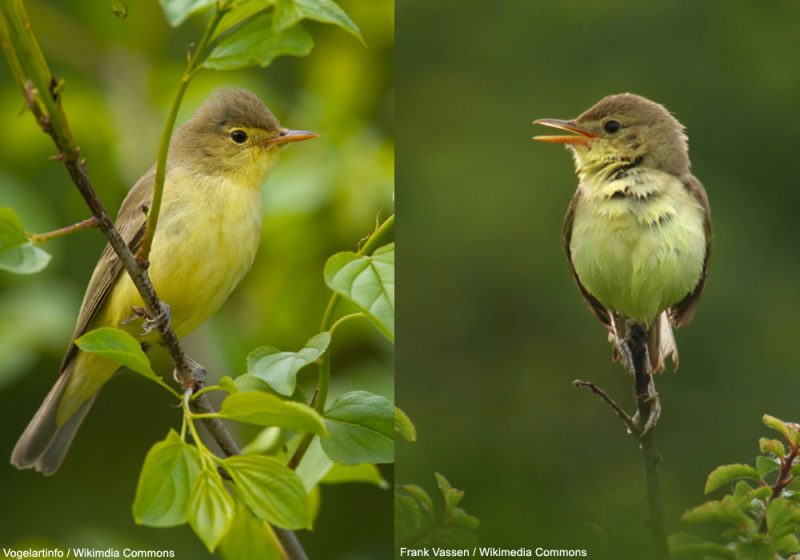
669,174,711,328
58,167,155,371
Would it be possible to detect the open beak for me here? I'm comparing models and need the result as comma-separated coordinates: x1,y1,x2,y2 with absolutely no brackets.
265,128,320,146
532,119,595,145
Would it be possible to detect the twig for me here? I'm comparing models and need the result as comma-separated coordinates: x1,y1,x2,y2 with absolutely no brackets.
573,379,636,433
758,442,799,533
274,529,309,560
28,215,100,244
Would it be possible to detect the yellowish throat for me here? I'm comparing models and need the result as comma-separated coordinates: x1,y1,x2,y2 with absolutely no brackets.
12,88,317,475
534,93,711,373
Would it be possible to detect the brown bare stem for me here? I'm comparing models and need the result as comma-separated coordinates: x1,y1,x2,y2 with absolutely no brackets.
28,215,100,244
758,442,799,533
573,379,636,433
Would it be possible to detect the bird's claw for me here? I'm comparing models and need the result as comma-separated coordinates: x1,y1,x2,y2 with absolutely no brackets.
614,336,636,376
173,355,206,391
141,302,171,335
632,392,661,435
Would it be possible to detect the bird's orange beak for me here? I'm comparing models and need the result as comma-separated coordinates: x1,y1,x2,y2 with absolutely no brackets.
532,119,595,145
265,128,320,146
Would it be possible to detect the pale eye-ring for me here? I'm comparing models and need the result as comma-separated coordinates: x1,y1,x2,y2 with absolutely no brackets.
230,130,248,144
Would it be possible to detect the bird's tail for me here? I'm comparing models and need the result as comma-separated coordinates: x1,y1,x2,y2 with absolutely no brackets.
10,370,97,476
648,311,679,373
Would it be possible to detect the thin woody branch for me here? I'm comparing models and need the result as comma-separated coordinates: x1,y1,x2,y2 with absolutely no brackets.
758,443,800,533
573,379,637,434
28,216,100,244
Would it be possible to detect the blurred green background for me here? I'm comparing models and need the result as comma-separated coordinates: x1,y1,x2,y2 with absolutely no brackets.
397,1,800,558
0,1,393,558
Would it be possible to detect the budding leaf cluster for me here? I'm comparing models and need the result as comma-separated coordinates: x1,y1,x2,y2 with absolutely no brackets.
396,473,480,551
671,415,800,560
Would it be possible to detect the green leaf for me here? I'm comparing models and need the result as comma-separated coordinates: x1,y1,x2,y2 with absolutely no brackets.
213,0,274,39
229,374,272,393
759,437,786,457
756,456,780,479
158,0,215,27
732,479,754,500
705,464,761,494
787,488,800,502
0,208,51,274
435,472,463,512
743,485,773,504
133,430,201,527
218,391,328,436
396,484,435,545
294,437,333,491
241,427,282,455
396,476,479,549
766,498,800,539
248,332,330,396
187,466,235,553
734,540,777,560
728,479,772,510
219,375,239,393
321,463,389,489
682,495,754,530
324,243,394,341
75,327,178,396
204,11,313,71
395,406,417,443
773,533,800,556
763,414,800,447
273,0,363,43
668,533,735,559
403,484,434,515
75,327,152,376
321,391,394,465
223,454,310,529
219,502,286,560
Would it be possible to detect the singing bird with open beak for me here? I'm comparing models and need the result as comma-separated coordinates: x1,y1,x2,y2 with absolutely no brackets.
533,93,711,396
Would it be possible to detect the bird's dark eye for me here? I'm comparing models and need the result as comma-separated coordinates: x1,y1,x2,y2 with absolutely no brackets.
604,120,621,134
230,130,248,144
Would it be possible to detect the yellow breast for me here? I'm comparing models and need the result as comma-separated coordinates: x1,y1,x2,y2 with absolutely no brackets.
103,167,263,337
569,169,706,325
